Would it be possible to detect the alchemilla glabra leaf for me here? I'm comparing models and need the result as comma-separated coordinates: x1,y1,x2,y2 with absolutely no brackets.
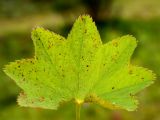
4,15,156,111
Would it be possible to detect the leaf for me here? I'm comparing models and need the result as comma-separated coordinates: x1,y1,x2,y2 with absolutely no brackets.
3,15,156,111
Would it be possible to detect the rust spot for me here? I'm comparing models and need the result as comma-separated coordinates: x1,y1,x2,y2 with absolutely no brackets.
112,41,118,47
48,45,51,49
31,100,34,104
81,56,84,60
39,97,45,102
19,92,27,99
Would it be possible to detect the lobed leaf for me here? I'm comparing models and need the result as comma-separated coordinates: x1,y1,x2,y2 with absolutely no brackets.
4,15,156,111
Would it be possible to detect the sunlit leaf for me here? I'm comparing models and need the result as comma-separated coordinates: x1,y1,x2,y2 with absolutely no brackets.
4,15,156,111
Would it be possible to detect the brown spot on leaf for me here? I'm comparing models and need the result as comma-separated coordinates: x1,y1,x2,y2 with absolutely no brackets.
129,93,133,96
31,100,35,104
39,97,45,102
141,77,144,80
19,92,27,99
112,41,118,47
48,45,51,49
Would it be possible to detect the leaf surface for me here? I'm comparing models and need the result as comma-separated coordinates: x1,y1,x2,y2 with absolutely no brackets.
4,15,155,111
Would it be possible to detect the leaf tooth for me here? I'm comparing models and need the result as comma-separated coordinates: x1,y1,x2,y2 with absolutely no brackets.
132,65,156,81
32,26,66,41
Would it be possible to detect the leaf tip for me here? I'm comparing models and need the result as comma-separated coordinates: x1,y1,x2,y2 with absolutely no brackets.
76,14,94,24
123,35,138,46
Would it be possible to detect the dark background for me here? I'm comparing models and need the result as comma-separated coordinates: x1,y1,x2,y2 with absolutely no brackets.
0,0,160,120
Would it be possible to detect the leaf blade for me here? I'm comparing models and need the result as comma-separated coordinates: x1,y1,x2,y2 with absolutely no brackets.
3,15,155,111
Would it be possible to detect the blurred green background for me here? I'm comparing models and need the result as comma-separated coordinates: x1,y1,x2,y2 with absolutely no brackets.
0,0,160,120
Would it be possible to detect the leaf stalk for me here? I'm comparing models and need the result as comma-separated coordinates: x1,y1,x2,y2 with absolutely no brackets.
76,102,81,120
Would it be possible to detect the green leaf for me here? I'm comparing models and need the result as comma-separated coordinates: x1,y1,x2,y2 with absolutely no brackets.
3,15,156,111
